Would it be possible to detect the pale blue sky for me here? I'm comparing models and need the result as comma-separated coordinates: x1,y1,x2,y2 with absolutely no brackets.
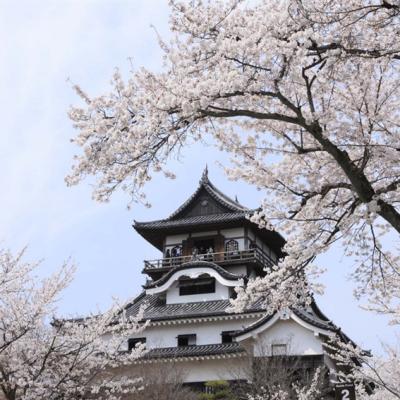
0,0,397,354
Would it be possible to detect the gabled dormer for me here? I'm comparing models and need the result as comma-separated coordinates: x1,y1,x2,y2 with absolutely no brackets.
133,169,285,283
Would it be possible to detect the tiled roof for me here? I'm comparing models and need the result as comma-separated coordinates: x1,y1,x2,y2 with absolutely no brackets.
143,261,245,289
124,293,265,322
134,211,250,230
134,169,253,231
143,342,244,360
292,307,337,331
123,290,338,334
132,170,286,254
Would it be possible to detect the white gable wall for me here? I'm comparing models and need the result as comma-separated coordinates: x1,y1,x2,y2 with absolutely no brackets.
251,319,324,356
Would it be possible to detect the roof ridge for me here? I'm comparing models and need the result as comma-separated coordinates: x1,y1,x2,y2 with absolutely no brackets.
165,171,248,221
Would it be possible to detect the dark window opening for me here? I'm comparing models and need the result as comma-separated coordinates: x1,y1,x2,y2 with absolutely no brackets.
221,331,235,343
179,277,216,296
177,334,196,347
128,337,146,351
193,238,215,255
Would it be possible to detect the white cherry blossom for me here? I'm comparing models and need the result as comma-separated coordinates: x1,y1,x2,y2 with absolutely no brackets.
68,0,400,324
0,248,144,400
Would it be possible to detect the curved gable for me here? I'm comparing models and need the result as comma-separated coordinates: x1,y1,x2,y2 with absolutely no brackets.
145,261,245,295
234,309,337,343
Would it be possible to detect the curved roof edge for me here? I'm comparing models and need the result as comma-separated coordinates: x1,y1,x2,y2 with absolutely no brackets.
233,302,339,341
144,260,246,289
132,170,286,254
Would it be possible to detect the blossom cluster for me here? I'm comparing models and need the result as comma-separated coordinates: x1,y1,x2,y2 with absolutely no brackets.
68,1,400,395
0,248,144,400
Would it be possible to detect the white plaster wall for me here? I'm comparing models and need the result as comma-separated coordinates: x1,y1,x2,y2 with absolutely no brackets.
252,319,323,356
221,227,244,238
131,318,260,349
166,279,230,304
165,234,189,245
180,357,249,382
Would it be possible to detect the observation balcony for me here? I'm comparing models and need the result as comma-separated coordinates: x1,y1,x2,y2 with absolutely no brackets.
143,248,274,276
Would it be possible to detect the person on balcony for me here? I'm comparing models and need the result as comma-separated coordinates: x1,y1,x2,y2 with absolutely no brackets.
191,247,199,261
206,246,214,261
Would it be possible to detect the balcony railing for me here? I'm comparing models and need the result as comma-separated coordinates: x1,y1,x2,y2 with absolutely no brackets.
143,248,274,271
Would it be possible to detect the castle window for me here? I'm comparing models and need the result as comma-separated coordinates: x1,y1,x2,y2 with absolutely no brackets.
225,239,239,252
221,331,235,343
128,337,146,351
179,277,216,296
271,344,287,356
225,239,239,258
177,334,196,346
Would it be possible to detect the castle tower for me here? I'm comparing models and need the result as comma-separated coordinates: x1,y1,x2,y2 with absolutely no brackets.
123,171,349,394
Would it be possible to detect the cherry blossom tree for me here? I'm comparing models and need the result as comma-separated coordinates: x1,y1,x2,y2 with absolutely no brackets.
67,0,400,321
0,247,144,400
245,368,324,400
325,335,400,399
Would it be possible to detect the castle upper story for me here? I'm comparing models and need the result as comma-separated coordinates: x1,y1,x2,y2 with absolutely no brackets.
133,169,285,292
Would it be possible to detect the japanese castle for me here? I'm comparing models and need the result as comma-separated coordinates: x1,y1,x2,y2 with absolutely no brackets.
124,169,352,390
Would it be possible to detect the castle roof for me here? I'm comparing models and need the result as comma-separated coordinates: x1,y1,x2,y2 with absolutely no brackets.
133,169,285,255
143,342,243,360
140,345,325,365
123,289,338,335
124,293,265,322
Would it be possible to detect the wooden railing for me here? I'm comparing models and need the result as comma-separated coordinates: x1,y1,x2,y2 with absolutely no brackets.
143,248,274,271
